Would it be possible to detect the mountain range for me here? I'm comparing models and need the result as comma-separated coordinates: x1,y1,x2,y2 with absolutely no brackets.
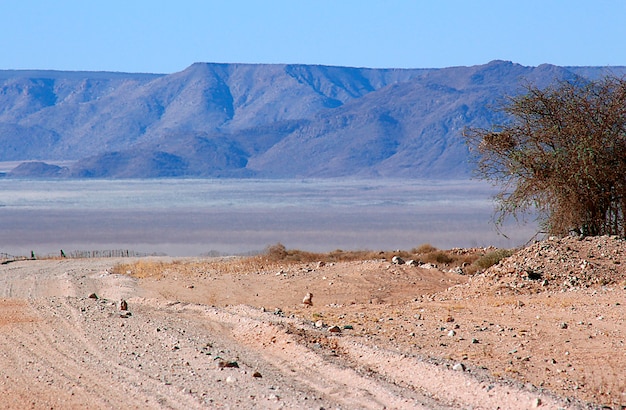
1,60,624,178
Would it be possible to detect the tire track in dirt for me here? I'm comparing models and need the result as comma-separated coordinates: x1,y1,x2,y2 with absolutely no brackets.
141,300,580,409
138,301,458,409
0,297,205,409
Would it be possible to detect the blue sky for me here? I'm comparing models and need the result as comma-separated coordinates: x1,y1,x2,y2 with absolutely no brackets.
2,0,625,73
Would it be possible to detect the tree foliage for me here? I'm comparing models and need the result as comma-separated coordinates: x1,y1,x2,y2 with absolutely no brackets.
464,76,626,237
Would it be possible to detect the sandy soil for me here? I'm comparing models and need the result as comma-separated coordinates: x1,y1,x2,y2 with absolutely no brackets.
0,236,624,409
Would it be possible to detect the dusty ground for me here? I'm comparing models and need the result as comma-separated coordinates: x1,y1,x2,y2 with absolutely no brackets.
0,236,625,409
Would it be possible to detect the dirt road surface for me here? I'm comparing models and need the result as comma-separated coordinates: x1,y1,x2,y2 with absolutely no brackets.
0,236,624,409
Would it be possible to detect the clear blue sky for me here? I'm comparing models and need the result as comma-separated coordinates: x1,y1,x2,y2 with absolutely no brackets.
2,0,625,73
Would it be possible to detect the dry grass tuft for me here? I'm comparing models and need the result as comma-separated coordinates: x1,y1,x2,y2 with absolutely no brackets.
112,242,502,279
412,243,439,254
466,249,514,274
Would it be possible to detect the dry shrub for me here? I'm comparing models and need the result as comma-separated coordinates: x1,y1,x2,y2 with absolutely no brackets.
421,251,455,265
412,243,438,254
263,243,387,263
111,260,175,279
265,243,288,260
468,249,514,273
113,243,491,280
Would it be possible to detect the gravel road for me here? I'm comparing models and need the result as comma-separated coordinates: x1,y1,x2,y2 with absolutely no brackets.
0,257,579,409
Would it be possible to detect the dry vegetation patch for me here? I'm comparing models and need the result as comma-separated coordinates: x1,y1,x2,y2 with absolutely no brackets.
113,242,489,280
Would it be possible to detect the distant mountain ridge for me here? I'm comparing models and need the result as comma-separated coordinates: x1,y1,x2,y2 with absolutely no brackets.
1,61,624,178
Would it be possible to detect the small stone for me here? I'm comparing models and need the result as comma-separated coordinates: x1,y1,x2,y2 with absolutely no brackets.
315,320,324,328
420,263,437,269
447,330,456,337
88,293,98,299
226,376,237,384
302,292,313,306
268,394,280,401
316,261,325,268
452,363,466,371
343,325,354,330
217,360,239,369
328,325,342,333
471,338,479,344
392,256,405,265
406,259,419,266
559,322,568,329
120,299,128,311
252,371,262,378
445,316,454,323
532,397,542,408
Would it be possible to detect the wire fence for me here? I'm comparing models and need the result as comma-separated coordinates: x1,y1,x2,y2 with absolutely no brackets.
65,249,159,258
1,249,163,263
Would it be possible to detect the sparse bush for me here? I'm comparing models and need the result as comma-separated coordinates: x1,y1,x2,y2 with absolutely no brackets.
413,243,438,254
471,249,514,272
265,243,288,260
421,251,455,265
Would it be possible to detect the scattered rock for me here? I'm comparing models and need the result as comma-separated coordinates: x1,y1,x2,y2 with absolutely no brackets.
328,325,342,333
217,360,239,369
252,371,262,378
88,293,98,299
447,330,456,337
477,235,626,295
302,292,313,307
120,299,128,311
406,259,419,266
315,320,324,328
559,322,568,329
316,261,325,268
453,363,466,372
392,256,405,265
268,394,280,401
450,266,464,274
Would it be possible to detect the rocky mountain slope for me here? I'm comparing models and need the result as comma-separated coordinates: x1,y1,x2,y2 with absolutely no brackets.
1,61,624,178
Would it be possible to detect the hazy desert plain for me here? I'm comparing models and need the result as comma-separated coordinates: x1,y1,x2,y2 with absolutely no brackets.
0,177,535,258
